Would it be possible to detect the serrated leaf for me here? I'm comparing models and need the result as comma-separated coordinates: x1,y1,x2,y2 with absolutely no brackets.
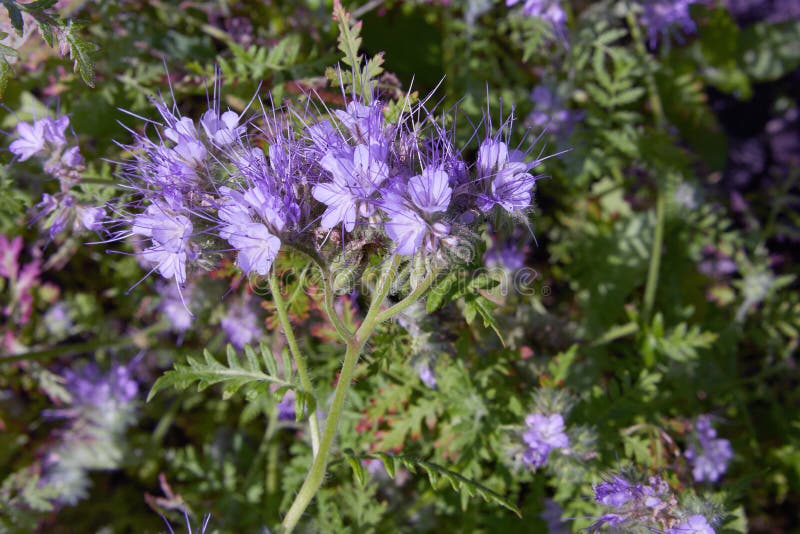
2,1,23,35
63,22,95,87
147,345,292,402
356,454,521,517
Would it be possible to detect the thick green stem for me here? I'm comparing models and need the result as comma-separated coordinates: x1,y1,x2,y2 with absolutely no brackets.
279,257,399,533
269,274,321,457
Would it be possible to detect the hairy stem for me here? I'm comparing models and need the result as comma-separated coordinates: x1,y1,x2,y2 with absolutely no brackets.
279,256,399,532
375,267,440,323
269,274,321,457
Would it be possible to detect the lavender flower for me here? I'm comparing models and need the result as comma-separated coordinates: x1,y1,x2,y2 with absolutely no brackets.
313,143,389,231
276,389,296,421
218,186,283,276
383,166,452,255
476,139,538,214
9,120,46,161
132,203,194,285
9,116,71,161
159,281,193,334
220,300,261,348
41,363,139,505
506,0,566,28
640,0,704,48
416,360,437,388
667,515,715,534
685,415,733,483
484,237,527,272
521,412,569,467
591,474,675,531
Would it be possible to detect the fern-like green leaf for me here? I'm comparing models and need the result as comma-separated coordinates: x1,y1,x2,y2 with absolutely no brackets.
347,453,521,517
147,344,292,402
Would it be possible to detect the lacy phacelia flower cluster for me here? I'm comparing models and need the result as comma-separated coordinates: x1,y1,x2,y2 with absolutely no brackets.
592,473,716,533
521,412,569,467
685,415,733,483
8,115,103,238
41,363,139,505
113,90,543,292
640,0,704,47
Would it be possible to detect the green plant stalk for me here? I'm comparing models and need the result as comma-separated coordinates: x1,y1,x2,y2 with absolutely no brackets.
269,274,321,457
375,267,440,323
279,257,399,533
643,191,665,325
626,7,667,325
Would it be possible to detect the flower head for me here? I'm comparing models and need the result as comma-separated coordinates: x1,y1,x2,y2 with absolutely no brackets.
641,0,704,47
9,120,46,161
667,515,716,534
521,412,569,467
132,204,194,285
685,415,733,483
477,139,538,213
383,166,452,255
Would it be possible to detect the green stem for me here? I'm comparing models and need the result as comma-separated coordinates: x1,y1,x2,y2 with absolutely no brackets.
643,191,665,325
269,274,321,457
375,267,440,323
0,321,168,364
279,257,399,533
626,6,667,325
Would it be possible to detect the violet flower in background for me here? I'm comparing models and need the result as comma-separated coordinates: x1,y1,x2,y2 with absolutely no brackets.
667,514,716,534
506,0,566,29
521,412,569,467
484,237,527,272
41,363,139,505
527,85,583,138
640,0,704,47
220,299,261,348
415,360,437,388
685,415,733,483
159,281,193,335
592,473,675,531
276,389,296,421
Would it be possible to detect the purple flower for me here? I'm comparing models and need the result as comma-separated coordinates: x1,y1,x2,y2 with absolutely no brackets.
77,206,106,232
641,0,704,47
685,415,733,483
276,389,296,421
594,475,639,507
160,281,193,333
383,167,452,255
521,413,569,467
221,300,261,348
218,186,284,276
484,238,527,271
667,515,716,534
201,109,244,146
64,363,139,408
592,474,675,531
334,101,386,145
132,204,193,285
9,121,46,161
506,0,566,27
41,115,70,148
476,139,538,213
416,361,437,388
313,144,389,231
